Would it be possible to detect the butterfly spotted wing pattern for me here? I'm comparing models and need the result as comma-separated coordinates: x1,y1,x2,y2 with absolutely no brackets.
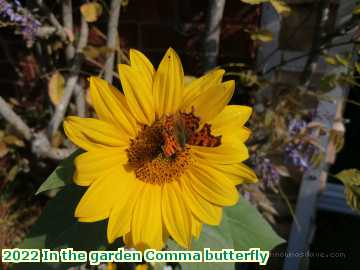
179,110,200,138
188,123,221,147
162,115,183,157
161,111,221,157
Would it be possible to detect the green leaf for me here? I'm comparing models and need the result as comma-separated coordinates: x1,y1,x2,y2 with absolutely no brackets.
224,199,285,251
15,185,108,270
36,149,82,195
355,62,360,74
168,199,284,269
353,4,360,15
335,54,349,67
250,29,273,43
168,220,234,270
336,169,360,186
270,0,291,16
335,169,360,211
323,55,338,66
240,0,268,5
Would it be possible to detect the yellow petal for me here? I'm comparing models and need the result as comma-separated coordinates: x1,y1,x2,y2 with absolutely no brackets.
181,173,222,225
191,217,202,239
222,127,252,142
213,126,251,146
75,166,132,221
210,105,252,133
153,48,184,117
89,77,138,137
123,232,134,247
118,64,155,125
182,69,225,108
132,184,164,250
191,139,249,164
189,163,239,206
162,181,192,248
130,49,155,92
209,105,253,143
187,81,235,123
107,178,144,243
63,116,129,151
212,163,258,185
74,149,127,186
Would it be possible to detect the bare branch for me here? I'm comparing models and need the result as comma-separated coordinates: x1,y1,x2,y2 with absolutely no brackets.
48,16,89,137
36,0,68,42
84,56,120,79
104,0,122,83
74,84,86,117
300,0,328,86
76,17,89,53
202,0,226,72
31,132,74,160
0,97,73,160
0,96,32,140
62,0,75,61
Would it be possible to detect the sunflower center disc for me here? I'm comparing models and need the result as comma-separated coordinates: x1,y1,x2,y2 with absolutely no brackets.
126,111,222,185
126,115,192,185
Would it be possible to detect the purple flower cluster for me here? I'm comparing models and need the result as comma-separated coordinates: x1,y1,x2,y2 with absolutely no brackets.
284,116,319,171
0,0,40,44
284,142,317,171
288,118,307,137
252,155,280,188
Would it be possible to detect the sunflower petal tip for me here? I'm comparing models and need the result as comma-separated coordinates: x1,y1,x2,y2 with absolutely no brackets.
165,47,179,57
118,63,130,73
106,231,115,244
129,48,139,60
216,68,225,76
227,79,235,87
89,76,101,83
74,207,81,219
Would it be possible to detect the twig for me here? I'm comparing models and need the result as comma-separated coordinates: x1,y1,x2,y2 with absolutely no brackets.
48,15,89,137
84,56,120,79
31,132,74,160
263,40,354,75
300,0,327,86
62,0,75,61
202,0,226,72
76,16,89,53
104,0,122,83
278,184,300,230
0,97,73,160
0,96,32,140
74,84,86,117
36,0,68,42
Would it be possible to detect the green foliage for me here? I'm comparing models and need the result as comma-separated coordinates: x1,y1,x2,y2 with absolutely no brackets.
35,150,82,195
240,0,291,15
250,29,273,43
224,199,284,251
335,169,360,212
15,185,108,270
353,4,360,15
168,199,285,269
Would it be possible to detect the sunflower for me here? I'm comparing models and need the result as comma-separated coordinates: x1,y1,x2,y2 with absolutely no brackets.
63,48,257,251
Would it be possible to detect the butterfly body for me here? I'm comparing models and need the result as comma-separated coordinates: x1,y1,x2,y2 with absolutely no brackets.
161,110,221,157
